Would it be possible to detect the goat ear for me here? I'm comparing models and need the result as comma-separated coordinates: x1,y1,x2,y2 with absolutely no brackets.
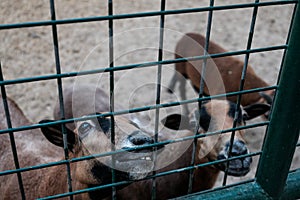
161,114,190,130
259,92,274,105
39,120,76,151
243,103,271,120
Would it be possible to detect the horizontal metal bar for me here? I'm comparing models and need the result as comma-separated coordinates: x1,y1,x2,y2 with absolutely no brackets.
177,169,300,200
38,179,133,200
176,181,269,200
147,152,261,180
0,85,275,135
0,1,296,30
37,152,261,199
0,119,267,177
0,45,286,86
181,178,256,198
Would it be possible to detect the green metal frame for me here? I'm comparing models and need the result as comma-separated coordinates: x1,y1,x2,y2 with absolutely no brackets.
0,0,299,199
179,1,300,199
256,0,300,196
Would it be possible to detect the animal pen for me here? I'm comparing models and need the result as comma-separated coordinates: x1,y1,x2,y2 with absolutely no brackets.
0,0,300,199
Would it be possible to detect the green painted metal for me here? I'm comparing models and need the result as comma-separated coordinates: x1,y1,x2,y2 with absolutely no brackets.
1,0,299,199
255,1,300,198
281,170,300,199
223,0,259,186
0,1,296,30
49,0,74,198
177,170,300,200
107,0,118,198
176,181,270,200
0,119,266,176
0,64,26,199
188,0,215,193
38,152,261,199
0,45,287,87
177,169,300,200
151,0,166,199
0,86,275,136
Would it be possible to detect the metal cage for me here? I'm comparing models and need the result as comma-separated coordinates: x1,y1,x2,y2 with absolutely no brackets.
0,0,299,199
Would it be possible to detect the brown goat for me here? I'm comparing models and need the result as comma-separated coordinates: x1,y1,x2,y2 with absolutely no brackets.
0,94,160,199
168,33,274,116
113,99,270,200
0,95,61,199
46,85,269,199
0,86,269,199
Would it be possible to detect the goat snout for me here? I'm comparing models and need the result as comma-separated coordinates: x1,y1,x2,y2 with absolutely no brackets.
228,140,248,156
115,131,160,180
128,131,154,146
126,131,164,153
217,140,252,177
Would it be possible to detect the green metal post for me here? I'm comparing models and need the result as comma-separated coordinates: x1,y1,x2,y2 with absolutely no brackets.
281,170,300,199
256,1,300,199
177,170,300,200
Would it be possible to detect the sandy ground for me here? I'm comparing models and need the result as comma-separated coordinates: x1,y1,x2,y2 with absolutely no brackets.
1,0,299,196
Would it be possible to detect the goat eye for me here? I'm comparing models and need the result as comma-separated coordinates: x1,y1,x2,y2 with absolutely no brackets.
78,122,92,137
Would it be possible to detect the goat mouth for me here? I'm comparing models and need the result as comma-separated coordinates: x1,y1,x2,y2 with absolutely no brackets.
116,145,164,163
218,165,250,177
112,153,155,180
115,152,154,163
229,168,250,176
118,159,154,180
216,155,252,177
117,155,153,162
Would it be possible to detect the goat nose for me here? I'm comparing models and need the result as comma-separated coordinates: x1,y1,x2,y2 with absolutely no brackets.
128,131,154,146
227,140,248,156
217,140,252,177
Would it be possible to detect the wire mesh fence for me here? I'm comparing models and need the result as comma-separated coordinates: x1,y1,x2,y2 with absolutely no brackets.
0,0,299,199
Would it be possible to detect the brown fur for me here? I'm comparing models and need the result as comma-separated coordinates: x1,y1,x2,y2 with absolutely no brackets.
1,87,263,199
169,32,274,108
48,85,258,199
0,95,61,199
113,147,220,200
49,85,227,199
0,94,155,199
53,84,121,130
111,100,252,199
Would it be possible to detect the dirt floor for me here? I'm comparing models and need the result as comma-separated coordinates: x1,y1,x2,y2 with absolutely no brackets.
1,0,299,195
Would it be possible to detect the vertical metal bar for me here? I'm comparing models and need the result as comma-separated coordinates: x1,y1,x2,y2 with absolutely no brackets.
151,1,166,199
222,0,259,186
188,0,214,194
0,63,26,199
276,1,297,86
108,0,116,199
256,1,300,198
49,0,73,199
